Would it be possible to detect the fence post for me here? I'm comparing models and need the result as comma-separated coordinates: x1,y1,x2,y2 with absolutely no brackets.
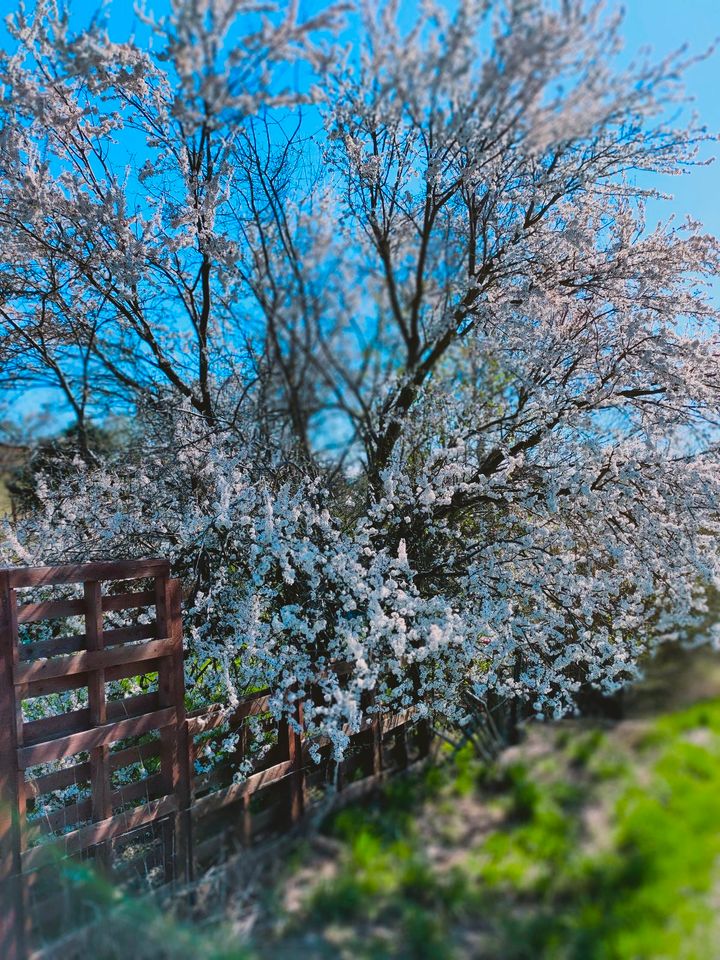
416,718,433,760
371,718,383,779
156,577,193,885
397,723,410,770
0,570,26,960
238,723,252,846
85,580,112,873
288,699,305,824
279,693,305,826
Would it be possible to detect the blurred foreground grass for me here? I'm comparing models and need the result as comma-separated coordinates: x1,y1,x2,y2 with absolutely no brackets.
266,699,720,959
44,647,720,959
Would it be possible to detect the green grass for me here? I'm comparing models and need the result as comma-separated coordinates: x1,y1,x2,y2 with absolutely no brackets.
470,704,720,958
263,696,720,959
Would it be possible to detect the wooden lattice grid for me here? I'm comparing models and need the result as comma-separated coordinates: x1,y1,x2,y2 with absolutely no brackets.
0,560,192,960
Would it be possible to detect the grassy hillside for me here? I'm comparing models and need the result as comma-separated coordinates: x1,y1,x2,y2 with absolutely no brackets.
240,663,720,959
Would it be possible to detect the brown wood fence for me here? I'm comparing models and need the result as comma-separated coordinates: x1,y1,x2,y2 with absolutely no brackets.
0,560,427,959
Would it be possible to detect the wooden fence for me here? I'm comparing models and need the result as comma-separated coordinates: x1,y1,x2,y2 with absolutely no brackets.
0,560,427,959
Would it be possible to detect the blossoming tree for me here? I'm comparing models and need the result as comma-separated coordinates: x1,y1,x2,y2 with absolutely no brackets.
2,0,719,754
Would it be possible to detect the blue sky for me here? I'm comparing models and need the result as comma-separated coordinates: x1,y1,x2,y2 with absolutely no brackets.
1,0,719,434
617,0,720,235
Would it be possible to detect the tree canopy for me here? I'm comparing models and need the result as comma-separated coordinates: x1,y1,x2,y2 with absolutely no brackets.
2,0,719,753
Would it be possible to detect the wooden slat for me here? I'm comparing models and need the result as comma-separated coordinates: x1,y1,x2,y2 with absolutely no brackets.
186,691,271,735
19,626,157,669
191,760,292,820
235,692,272,719
306,715,374,750
32,773,167,836
19,634,86,662
101,590,155,613
156,577,192,885
5,559,170,589
286,700,304,823
17,598,85,625
19,691,160,760
21,794,178,871
21,673,90,699
186,706,226,736
23,716,407,802
23,709,91,748
103,624,157,646
18,657,163,700
31,797,92,836
239,724,251,845
105,659,162,684
85,578,111,872
14,638,173,685
106,692,160,722
109,739,161,773
111,773,166,811
381,711,413,734
17,707,176,769
371,719,383,777
27,739,162,805
25,762,91,799
17,592,155,628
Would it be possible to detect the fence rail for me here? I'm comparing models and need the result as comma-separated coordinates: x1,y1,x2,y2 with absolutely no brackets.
0,559,427,959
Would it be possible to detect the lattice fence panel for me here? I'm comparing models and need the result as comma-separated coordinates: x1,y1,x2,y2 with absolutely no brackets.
0,560,191,960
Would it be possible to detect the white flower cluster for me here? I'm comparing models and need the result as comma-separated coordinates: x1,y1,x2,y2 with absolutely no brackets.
5,390,720,763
